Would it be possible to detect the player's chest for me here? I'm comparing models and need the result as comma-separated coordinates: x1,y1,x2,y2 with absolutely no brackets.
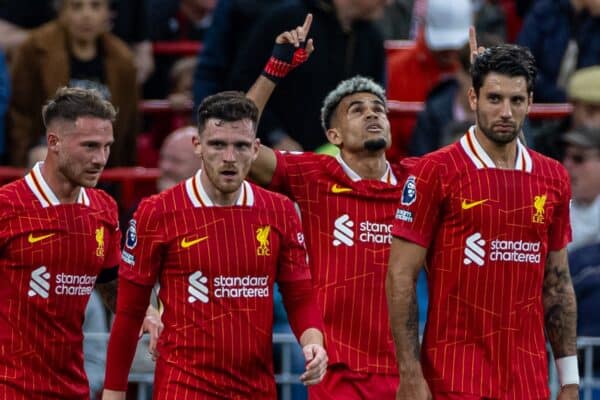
444,171,561,233
162,210,284,276
3,208,113,271
301,178,401,249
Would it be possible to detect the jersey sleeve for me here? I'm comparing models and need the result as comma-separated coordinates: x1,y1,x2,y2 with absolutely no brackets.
548,166,572,251
104,197,122,269
391,157,444,247
276,197,323,337
268,151,321,200
119,196,165,286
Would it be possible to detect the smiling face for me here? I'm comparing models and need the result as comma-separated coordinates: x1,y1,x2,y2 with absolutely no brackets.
327,92,391,154
48,116,114,188
195,118,259,205
469,72,532,145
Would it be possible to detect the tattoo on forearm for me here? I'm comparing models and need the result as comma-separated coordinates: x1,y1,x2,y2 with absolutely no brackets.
96,280,118,313
407,293,420,359
543,258,577,358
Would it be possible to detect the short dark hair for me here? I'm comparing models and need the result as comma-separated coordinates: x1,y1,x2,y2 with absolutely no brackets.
197,91,259,135
471,44,537,96
42,86,117,128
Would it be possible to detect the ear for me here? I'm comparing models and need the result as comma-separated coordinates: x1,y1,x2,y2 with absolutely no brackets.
467,87,478,112
47,131,60,151
527,91,533,112
192,135,202,156
251,138,260,162
326,128,342,146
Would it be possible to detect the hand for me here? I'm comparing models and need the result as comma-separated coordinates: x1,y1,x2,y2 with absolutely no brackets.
102,389,126,400
133,41,155,84
396,373,432,400
262,14,315,83
275,13,315,53
557,384,579,399
469,26,486,64
138,305,164,361
300,343,328,386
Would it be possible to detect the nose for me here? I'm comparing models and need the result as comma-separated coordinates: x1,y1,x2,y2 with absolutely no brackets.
93,147,109,166
222,145,236,162
500,99,513,119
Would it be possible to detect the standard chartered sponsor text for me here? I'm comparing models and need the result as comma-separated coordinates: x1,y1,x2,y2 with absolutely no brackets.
213,275,269,298
489,239,541,263
359,221,392,244
55,273,97,295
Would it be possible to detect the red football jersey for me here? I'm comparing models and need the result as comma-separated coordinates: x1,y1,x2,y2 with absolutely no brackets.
0,163,121,399
392,129,572,399
118,172,314,399
269,152,410,374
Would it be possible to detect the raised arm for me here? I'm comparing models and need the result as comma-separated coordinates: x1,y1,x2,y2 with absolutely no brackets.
246,14,314,186
543,248,579,399
386,237,432,400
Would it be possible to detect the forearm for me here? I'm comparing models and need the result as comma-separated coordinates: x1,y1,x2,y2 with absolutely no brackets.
246,75,276,120
543,251,577,358
104,278,154,391
386,265,422,375
279,279,324,340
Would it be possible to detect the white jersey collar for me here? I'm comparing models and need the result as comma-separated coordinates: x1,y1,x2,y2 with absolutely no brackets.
459,126,532,172
185,169,255,207
25,162,90,208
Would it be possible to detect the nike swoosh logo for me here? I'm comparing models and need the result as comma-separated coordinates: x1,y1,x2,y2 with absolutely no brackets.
461,199,488,210
28,233,55,244
181,236,209,249
331,184,352,194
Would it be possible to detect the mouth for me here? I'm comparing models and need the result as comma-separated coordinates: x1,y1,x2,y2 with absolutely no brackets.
365,123,383,133
220,170,237,177
493,122,515,131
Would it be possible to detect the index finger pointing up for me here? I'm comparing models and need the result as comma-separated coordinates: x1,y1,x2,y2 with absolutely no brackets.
302,13,313,36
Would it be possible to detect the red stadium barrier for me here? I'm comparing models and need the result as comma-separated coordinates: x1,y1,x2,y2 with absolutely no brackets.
140,99,573,120
152,41,202,56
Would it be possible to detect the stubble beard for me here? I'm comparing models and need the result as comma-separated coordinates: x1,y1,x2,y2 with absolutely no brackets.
363,138,388,152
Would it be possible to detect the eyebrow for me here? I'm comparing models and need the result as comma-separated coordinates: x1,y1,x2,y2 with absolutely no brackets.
347,99,386,109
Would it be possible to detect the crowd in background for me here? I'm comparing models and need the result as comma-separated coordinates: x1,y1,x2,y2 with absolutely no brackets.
1,0,600,398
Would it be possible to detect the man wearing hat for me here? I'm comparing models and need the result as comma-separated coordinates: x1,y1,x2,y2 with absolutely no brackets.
534,66,600,159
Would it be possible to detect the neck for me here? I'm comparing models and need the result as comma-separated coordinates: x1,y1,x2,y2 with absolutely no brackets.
40,161,81,204
474,126,518,169
69,37,97,61
200,171,240,206
340,150,387,180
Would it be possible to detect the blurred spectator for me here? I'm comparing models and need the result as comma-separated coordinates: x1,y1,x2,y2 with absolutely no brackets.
156,125,203,192
517,0,600,103
168,56,197,112
473,0,507,41
143,0,217,99
147,0,216,41
0,0,153,83
26,145,48,170
193,0,290,109
409,34,501,156
562,127,600,367
0,51,9,164
533,66,600,159
561,127,600,251
386,0,472,161
228,0,386,151
375,0,414,40
7,0,139,167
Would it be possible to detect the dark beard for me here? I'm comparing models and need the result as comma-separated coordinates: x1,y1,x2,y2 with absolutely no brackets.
363,138,387,152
